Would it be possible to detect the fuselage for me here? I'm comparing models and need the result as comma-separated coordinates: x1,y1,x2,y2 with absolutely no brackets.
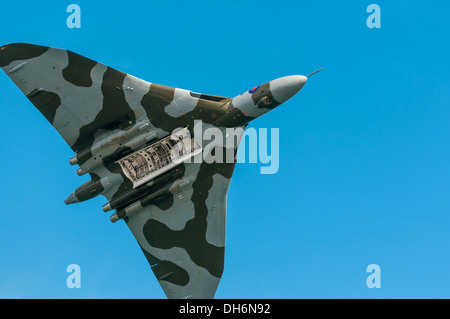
65,74,308,205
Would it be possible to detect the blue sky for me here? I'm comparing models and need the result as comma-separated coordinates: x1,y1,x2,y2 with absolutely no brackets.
1,0,450,298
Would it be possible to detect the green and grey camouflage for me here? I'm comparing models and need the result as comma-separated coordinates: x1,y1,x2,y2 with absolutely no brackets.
0,43,311,299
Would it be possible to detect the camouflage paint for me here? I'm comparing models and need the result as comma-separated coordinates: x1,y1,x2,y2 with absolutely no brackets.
0,43,307,299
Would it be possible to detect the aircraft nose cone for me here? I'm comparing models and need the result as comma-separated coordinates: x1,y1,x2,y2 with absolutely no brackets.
270,75,307,104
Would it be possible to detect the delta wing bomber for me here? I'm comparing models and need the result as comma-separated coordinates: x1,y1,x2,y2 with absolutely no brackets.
0,43,318,299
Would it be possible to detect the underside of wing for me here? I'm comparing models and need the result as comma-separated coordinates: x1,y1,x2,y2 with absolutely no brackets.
123,145,238,299
0,43,150,152
1,42,247,299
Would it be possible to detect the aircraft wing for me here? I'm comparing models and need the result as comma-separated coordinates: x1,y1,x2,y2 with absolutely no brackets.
0,43,156,153
93,138,241,299
0,43,243,298
124,144,238,299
